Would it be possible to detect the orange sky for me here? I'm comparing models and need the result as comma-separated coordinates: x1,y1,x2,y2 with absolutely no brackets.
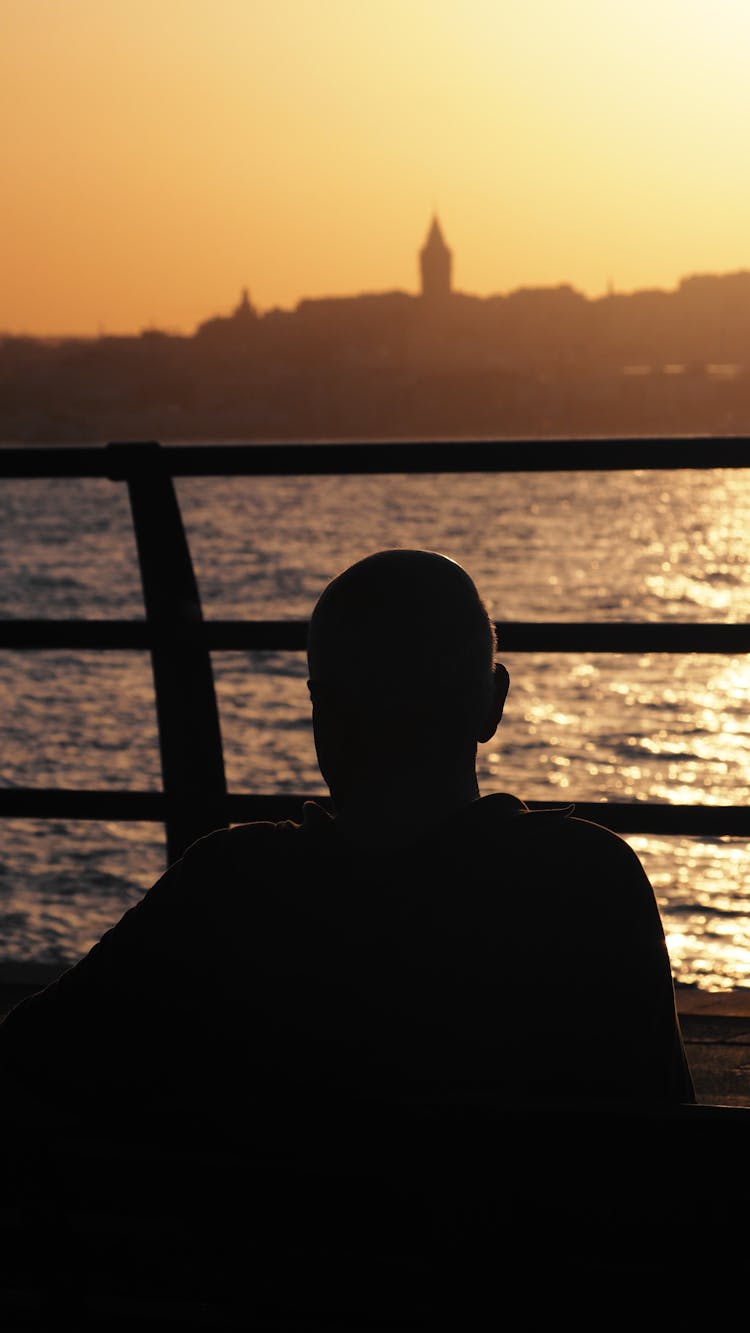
4,0,750,336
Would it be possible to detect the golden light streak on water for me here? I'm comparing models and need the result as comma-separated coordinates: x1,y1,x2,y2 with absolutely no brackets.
4,467,750,990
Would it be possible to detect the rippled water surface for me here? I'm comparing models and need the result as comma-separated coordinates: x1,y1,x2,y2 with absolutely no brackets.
3,461,750,991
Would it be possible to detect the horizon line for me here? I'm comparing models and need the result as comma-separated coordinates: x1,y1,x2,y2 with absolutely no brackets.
7,263,750,343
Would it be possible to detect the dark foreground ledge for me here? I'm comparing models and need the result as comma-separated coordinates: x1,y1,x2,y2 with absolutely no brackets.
3,1094,750,1325
672,984,750,1105
3,968,750,1321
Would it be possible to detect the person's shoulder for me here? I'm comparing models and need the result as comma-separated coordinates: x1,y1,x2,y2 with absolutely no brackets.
552,809,639,856
500,799,647,874
495,802,661,932
176,802,337,874
179,816,306,870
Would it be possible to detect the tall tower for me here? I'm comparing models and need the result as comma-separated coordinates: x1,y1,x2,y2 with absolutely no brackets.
419,215,452,301
233,287,257,322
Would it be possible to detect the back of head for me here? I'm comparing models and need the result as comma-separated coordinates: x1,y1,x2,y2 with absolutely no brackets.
307,549,497,764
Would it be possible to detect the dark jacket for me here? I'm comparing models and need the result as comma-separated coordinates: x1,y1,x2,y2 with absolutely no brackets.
0,793,694,1130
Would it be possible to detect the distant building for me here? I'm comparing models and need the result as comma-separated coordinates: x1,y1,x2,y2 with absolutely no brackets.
195,287,258,341
233,287,258,324
419,216,452,302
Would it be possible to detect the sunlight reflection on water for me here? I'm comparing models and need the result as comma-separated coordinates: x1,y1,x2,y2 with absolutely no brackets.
3,465,750,990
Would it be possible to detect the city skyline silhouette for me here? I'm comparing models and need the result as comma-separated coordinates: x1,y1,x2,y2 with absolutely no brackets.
7,4,750,337
4,214,750,447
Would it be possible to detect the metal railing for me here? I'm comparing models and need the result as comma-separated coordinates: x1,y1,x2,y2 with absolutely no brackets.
3,436,750,865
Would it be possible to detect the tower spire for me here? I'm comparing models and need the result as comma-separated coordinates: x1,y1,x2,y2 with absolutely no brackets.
419,215,452,301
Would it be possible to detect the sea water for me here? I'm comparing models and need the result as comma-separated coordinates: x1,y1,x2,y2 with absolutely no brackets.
2,462,750,991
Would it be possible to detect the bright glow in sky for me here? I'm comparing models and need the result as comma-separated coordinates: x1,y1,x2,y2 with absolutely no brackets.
4,0,750,335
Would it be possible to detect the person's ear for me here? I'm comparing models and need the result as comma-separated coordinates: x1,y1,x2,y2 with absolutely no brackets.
477,661,509,743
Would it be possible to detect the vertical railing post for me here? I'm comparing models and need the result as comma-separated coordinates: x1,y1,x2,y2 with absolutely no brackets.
108,442,228,864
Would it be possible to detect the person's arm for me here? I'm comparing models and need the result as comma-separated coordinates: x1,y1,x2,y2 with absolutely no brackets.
0,834,220,1126
564,818,695,1103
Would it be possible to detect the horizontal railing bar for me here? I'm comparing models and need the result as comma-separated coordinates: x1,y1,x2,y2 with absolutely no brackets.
2,619,750,654
0,619,304,650
3,437,750,478
0,790,170,821
6,439,750,858
1,788,749,836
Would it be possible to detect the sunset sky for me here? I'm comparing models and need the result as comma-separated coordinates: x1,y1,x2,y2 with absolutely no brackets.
4,0,750,336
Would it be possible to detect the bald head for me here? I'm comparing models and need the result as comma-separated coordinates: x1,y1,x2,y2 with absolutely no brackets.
306,549,508,829
307,548,497,734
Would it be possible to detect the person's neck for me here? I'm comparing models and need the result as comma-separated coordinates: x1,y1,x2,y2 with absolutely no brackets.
330,769,481,853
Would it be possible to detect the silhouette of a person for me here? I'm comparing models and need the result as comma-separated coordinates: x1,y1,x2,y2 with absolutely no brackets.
0,548,694,1130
